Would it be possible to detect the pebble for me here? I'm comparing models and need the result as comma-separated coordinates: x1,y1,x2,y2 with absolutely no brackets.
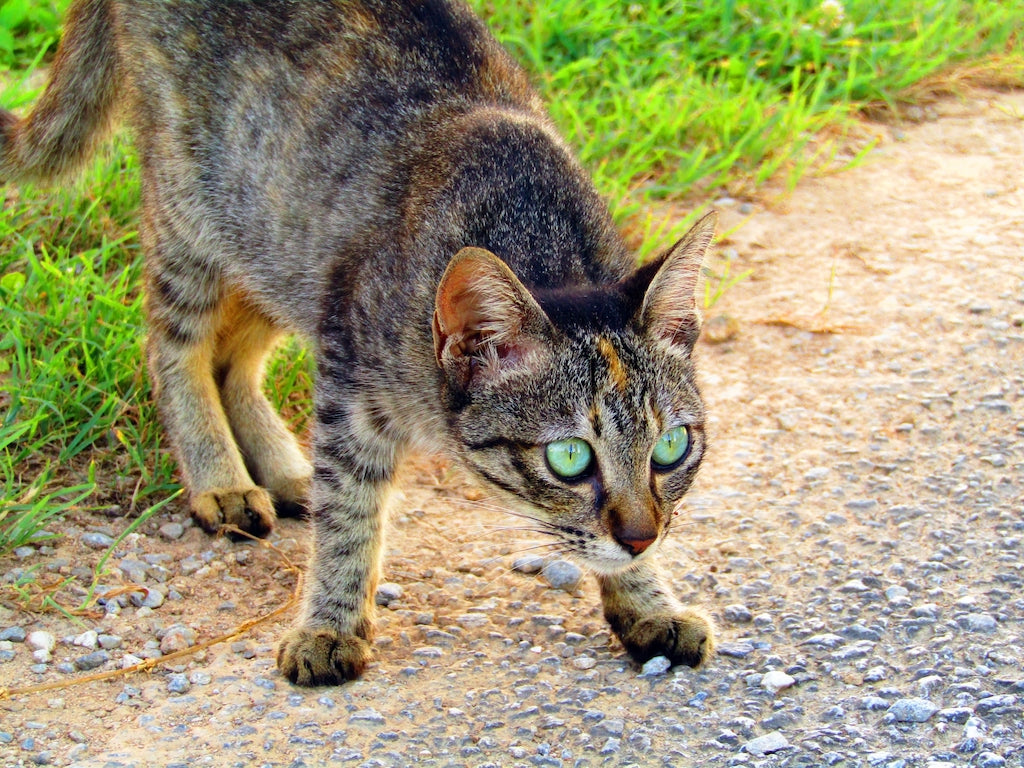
375,583,404,605
639,656,671,676
166,673,190,694
959,613,998,633
158,522,185,540
81,532,115,550
743,731,790,756
886,697,938,722
541,559,582,592
723,604,753,623
159,625,197,654
26,631,55,653
349,708,385,726
573,656,597,670
511,555,545,574
761,670,796,694
72,630,98,649
73,651,110,671
0,626,26,642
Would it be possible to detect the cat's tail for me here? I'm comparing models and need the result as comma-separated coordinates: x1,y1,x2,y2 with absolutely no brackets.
0,0,120,185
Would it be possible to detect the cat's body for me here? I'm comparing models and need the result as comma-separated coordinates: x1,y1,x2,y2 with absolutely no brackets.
2,0,716,685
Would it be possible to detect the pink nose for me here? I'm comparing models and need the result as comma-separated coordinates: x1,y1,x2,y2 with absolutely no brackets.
615,534,657,557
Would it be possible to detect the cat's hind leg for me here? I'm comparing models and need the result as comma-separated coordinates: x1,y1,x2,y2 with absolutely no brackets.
213,297,312,518
598,559,715,668
145,234,276,537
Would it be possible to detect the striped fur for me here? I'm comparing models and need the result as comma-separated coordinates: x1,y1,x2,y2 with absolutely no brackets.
3,0,717,685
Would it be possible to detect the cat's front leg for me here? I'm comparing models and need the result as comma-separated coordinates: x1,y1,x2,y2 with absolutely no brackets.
598,559,715,668
277,417,396,686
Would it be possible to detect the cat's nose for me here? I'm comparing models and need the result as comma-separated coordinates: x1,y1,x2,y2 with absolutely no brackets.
613,531,657,556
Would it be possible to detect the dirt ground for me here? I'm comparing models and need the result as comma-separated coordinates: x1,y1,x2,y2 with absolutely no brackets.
0,89,1022,767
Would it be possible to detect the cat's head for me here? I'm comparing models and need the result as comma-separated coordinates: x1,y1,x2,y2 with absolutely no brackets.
432,213,715,575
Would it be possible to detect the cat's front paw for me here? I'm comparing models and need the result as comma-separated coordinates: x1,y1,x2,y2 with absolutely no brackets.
277,627,372,686
191,487,276,537
617,609,715,668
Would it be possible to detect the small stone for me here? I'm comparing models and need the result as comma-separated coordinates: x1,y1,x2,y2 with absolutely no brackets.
639,656,671,676
81,532,115,550
121,654,144,669
592,718,624,738
541,559,582,592
762,670,796,694
839,579,869,593
72,630,98,649
885,586,910,603
511,555,545,574
375,583,404,606
802,633,845,649
743,731,790,756
980,454,1006,468
26,632,55,653
160,625,197,654
158,522,185,540
350,708,385,726
189,671,212,685
717,641,755,659
959,613,998,633
976,753,1006,768
573,656,597,670
97,634,122,650
804,466,831,482
723,604,753,623
14,546,35,559
886,697,938,722
166,673,190,694
32,649,51,664
73,651,110,671
0,627,26,643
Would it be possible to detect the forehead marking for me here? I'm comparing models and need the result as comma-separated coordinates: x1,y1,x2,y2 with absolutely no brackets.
597,337,629,392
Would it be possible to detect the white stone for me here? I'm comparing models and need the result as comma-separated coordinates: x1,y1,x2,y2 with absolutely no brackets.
743,731,790,756
761,670,797,694
72,630,98,649
27,631,56,653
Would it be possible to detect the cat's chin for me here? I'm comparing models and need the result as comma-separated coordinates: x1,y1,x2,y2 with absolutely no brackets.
573,544,656,577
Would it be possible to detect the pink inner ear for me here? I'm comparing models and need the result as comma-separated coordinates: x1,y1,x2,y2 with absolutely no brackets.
434,247,553,376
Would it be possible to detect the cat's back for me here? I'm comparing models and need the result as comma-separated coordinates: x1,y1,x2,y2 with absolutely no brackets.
115,0,545,332
118,0,536,130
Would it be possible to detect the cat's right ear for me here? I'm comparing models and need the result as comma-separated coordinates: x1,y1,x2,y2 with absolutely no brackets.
433,247,553,387
637,211,717,351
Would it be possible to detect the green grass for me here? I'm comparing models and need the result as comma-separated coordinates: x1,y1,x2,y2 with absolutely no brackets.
1,0,1023,550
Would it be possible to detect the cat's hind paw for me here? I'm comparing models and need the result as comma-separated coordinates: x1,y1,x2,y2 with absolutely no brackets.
618,609,715,668
191,487,276,538
277,627,372,686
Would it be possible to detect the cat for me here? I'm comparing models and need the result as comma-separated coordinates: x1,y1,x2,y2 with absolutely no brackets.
1,0,717,686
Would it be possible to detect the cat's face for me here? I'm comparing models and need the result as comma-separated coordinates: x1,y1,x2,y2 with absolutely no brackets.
433,214,714,574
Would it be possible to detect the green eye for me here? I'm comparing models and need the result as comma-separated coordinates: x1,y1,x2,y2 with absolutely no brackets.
652,426,690,468
545,438,594,480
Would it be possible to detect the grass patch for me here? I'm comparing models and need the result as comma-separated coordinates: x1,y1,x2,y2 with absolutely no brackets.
2,0,1023,547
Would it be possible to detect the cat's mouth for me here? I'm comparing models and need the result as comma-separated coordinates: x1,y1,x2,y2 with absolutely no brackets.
563,529,665,576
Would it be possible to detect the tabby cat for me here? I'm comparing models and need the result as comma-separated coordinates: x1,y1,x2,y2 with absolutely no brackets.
1,0,716,685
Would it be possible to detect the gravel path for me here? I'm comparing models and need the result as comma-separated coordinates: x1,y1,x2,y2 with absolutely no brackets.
1,91,1022,768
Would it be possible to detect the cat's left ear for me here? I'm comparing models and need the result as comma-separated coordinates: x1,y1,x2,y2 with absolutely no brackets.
433,247,553,386
637,211,717,350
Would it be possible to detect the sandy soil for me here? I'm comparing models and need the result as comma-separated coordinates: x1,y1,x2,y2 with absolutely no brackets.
0,89,1022,767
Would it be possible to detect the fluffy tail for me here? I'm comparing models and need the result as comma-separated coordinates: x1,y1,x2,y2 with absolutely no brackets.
0,0,120,185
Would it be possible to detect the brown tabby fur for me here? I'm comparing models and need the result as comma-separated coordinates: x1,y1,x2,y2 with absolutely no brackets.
2,0,717,685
